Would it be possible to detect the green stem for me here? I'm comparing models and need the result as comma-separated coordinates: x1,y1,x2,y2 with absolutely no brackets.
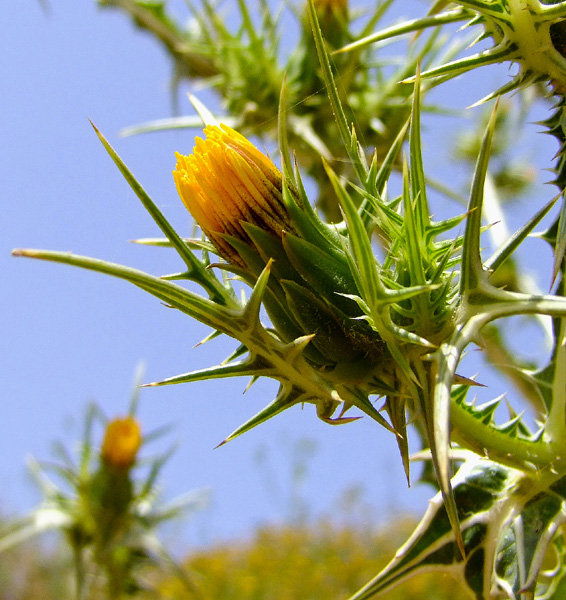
444,296,566,471
73,546,87,600
450,401,559,471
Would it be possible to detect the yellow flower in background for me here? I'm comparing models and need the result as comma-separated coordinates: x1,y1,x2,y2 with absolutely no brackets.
313,0,347,12
101,416,141,470
174,124,294,267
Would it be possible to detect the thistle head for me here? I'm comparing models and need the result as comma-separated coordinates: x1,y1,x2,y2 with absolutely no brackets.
174,124,295,268
312,0,347,17
174,125,388,367
100,416,142,471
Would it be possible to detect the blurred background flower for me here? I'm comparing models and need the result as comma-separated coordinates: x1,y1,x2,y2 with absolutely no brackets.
0,373,209,599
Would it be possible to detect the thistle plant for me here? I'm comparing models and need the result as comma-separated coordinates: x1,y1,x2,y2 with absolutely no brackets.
0,380,208,599
13,0,566,597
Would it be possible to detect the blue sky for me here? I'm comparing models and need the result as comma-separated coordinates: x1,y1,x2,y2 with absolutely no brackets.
3,0,557,551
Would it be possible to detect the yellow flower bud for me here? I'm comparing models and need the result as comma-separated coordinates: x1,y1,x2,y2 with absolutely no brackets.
173,124,294,267
313,0,347,12
101,416,141,470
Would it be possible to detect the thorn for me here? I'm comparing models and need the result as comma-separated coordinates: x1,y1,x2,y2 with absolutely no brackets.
319,415,362,425
330,389,343,403
286,334,315,362
453,373,486,387
89,119,99,133
243,376,258,393
12,248,35,257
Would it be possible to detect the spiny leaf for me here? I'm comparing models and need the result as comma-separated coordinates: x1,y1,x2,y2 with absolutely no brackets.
408,68,431,242
322,160,384,307
242,259,274,325
277,74,296,186
307,0,368,184
12,248,237,335
216,385,310,446
142,357,275,388
459,100,499,296
120,115,221,137
364,117,409,211
485,197,558,275
402,44,518,86
90,122,232,305
336,7,470,55
349,453,566,600
188,93,221,127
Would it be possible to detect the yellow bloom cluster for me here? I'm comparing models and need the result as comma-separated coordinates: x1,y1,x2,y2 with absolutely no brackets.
101,416,141,470
174,124,293,266
157,521,468,600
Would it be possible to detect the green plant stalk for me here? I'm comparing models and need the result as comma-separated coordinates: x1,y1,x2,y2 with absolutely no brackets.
441,305,566,471
72,545,87,600
449,407,556,470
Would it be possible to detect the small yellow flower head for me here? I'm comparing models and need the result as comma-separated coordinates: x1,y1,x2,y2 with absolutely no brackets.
101,416,141,470
312,0,348,21
174,124,294,267
313,0,347,11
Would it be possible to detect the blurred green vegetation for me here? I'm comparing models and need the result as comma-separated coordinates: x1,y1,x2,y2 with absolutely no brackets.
0,515,470,599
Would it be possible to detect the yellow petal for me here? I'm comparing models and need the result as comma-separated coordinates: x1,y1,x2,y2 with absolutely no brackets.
173,124,293,267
